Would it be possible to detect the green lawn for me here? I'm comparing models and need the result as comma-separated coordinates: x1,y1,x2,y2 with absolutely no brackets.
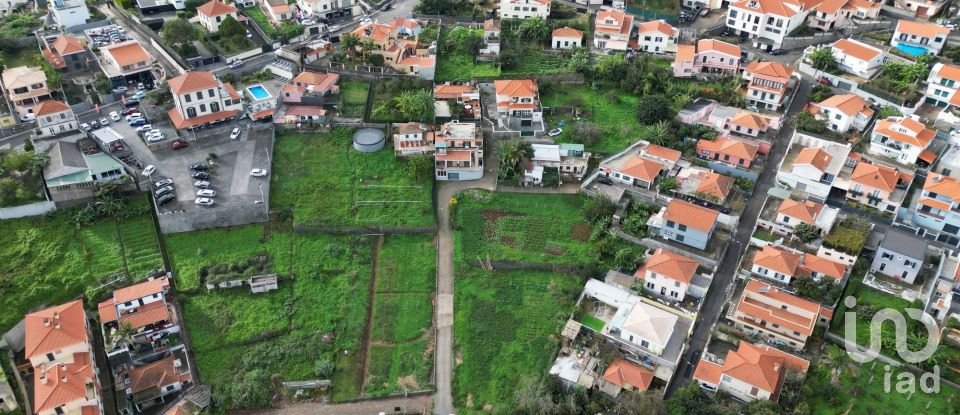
243,7,278,39
0,198,162,332
339,80,369,118
435,27,501,82
166,225,374,408
541,84,646,154
453,190,593,266
830,275,917,349
580,315,605,332
365,234,436,397
270,128,434,229
453,268,583,413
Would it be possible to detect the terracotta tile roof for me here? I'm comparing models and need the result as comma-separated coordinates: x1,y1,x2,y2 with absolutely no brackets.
730,0,806,17
816,0,847,14
635,248,700,284
924,174,960,201
352,22,393,42
697,39,741,57
25,300,89,359
2,66,46,90
434,84,475,99
696,171,734,200
778,198,824,224
746,61,793,79
934,63,960,83
250,109,275,121
729,112,768,131
33,100,71,116
223,82,240,100
696,136,760,161
602,359,654,390
920,197,951,211
693,359,724,384
832,38,882,62
284,105,326,117
621,156,663,182
850,162,901,192
293,71,339,92
128,355,183,394
874,117,934,147
269,2,291,13
847,0,878,8
97,299,118,324
676,44,695,61
739,280,822,336
637,19,674,36
552,26,583,38
167,71,220,95
34,352,96,412
52,35,86,55
896,19,950,38
494,79,538,97
197,0,236,17
166,402,192,415
695,342,809,396
919,149,937,164
816,94,869,116
390,17,421,31
644,144,681,163
167,108,237,129
120,301,172,330
663,199,719,233
113,277,170,303
754,245,801,276
435,149,473,161
483,19,500,31
794,147,832,172
595,9,634,36
801,253,846,280
102,41,151,67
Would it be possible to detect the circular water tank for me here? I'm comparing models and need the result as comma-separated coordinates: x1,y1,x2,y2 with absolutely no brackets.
353,128,385,153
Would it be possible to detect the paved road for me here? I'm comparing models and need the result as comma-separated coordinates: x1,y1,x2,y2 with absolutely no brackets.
232,394,433,415
663,79,813,397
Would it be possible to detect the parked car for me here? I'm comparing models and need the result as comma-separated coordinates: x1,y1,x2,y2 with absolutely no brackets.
547,128,562,137
100,117,109,125
597,176,613,185
113,86,128,94
230,127,242,140
129,119,147,127
156,193,176,206
132,91,146,100
137,82,145,90
141,165,156,177
126,113,142,120
153,178,174,188
190,162,208,171
145,133,165,142
172,140,190,150
250,168,268,177
20,113,35,122
81,123,91,131
328,24,341,32
196,189,217,197
817,77,832,85
110,111,121,121
229,60,243,69
122,107,140,116
769,49,787,56
195,197,215,206
90,120,101,129
194,180,211,188
136,124,154,133
192,171,210,180
154,186,174,198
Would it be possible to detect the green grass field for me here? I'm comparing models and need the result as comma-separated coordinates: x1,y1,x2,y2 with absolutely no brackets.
166,225,374,407
541,84,646,154
365,234,436,396
339,80,369,118
504,45,573,76
0,198,162,332
270,128,434,229
435,27,501,82
453,190,593,265
453,268,582,413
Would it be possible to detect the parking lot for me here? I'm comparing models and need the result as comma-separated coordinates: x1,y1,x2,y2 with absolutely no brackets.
79,105,275,233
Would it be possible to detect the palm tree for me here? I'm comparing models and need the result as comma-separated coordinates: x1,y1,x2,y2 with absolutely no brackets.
641,121,671,146
809,47,835,71
340,34,360,59
360,39,376,60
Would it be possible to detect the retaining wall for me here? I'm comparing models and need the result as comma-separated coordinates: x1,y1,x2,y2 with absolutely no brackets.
0,201,55,220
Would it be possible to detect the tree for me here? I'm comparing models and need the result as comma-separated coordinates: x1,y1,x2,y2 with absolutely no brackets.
392,89,434,122
218,15,246,39
28,152,50,176
809,47,835,71
877,106,901,118
794,223,821,243
497,49,518,70
796,111,827,134
637,94,673,124
161,18,200,51
581,195,617,224
340,33,360,59
279,22,305,42
516,17,550,42
366,53,385,66
658,176,677,193
565,47,590,73
406,155,433,183
497,140,534,180
640,120,672,146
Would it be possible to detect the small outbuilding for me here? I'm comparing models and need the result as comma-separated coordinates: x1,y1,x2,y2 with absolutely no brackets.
353,128,386,152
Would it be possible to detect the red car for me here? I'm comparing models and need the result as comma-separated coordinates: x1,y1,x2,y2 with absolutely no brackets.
122,107,140,116
171,140,189,150
817,77,832,86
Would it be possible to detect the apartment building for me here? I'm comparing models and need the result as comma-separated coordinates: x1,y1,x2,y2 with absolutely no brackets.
499,0,550,19
925,63,960,108
742,61,794,111
694,342,809,402
871,228,927,284
912,174,960,247
830,38,885,78
868,116,935,164
166,71,243,130
648,199,720,250
593,8,635,51
891,19,949,56
2,66,51,116
435,120,483,180
809,94,873,133
636,20,678,54
733,279,825,350
725,0,811,49
33,100,78,138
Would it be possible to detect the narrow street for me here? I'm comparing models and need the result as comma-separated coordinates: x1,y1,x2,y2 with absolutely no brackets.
664,79,813,397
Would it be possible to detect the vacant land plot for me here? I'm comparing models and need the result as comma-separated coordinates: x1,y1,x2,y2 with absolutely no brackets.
454,190,592,265
270,128,434,229
339,80,369,118
830,275,917,350
370,79,433,123
503,45,572,76
0,198,163,332
167,225,375,408
435,27,501,82
365,234,436,397
541,84,645,154
454,268,583,413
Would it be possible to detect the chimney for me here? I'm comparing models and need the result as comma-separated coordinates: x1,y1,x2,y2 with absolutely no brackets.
43,318,50,327
774,362,782,373
40,373,47,384
62,375,68,383
55,322,61,330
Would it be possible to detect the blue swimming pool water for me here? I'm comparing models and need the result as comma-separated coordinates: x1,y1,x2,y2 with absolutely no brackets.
896,43,929,57
247,85,271,100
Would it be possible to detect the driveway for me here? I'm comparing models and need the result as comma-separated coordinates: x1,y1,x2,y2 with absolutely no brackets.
663,79,813,397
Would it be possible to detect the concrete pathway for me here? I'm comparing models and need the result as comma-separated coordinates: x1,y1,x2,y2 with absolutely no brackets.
232,394,433,415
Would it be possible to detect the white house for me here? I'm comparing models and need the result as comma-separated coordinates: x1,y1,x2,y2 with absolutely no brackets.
648,199,719,251
891,19,949,56
725,0,811,50
197,0,238,33
868,116,935,164
634,248,702,302
731,279,825,350
166,71,243,130
296,0,354,19
48,0,91,29
499,0,550,19
551,27,583,49
593,8,634,51
775,132,851,201
912,174,960,248
392,123,434,157
871,228,927,284
33,100,78,138
810,94,874,133
774,197,838,235
925,63,960,108
694,342,809,402
636,20,678,54
830,38,885,78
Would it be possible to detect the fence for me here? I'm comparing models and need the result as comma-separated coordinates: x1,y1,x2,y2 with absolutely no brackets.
624,6,679,25
0,201,55,219
225,47,266,64
412,13,482,25
880,4,916,19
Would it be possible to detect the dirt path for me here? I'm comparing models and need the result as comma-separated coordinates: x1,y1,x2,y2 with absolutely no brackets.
358,235,385,394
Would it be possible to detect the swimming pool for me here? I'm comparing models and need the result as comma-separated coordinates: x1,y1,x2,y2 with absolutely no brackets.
246,85,271,100
895,43,929,57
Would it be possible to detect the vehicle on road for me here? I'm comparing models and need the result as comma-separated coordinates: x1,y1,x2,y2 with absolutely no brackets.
196,189,217,197
194,180,211,188
195,197,215,206
153,178,174,188
547,128,562,137
229,60,243,69
190,162,208,171
597,176,613,185
172,140,190,150
110,111,121,121
769,49,786,56
192,171,210,180
817,77,832,85
230,127,242,140
251,168,268,177
141,165,156,176
328,24,341,32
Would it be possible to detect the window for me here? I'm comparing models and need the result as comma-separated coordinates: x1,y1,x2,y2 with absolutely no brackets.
187,107,197,118
771,323,779,329
781,305,788,310
676,234,685,242
211,102,220,112
55,407,64,415
184,94,192,103
750,387,759,396
666,220,675,228
208,89,215,98
722,374,732,383
678,224,687,232
674,281,680,287
835,113,842,120
47,353,55,361
758,267,768,275
729,10,737,17
199,104,207,112
640,340,649,347
166,385,176,391
196,91,203,100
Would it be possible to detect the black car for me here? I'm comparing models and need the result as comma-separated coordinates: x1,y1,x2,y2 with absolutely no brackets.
156,193,176,206
597,176,613,185
190,162,208,171
769,49,787,56
192,171,210,180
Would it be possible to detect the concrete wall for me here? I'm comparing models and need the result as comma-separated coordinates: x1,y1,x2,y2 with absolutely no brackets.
0,200,55,219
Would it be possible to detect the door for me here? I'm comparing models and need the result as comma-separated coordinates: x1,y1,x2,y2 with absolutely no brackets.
448,172,459,180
